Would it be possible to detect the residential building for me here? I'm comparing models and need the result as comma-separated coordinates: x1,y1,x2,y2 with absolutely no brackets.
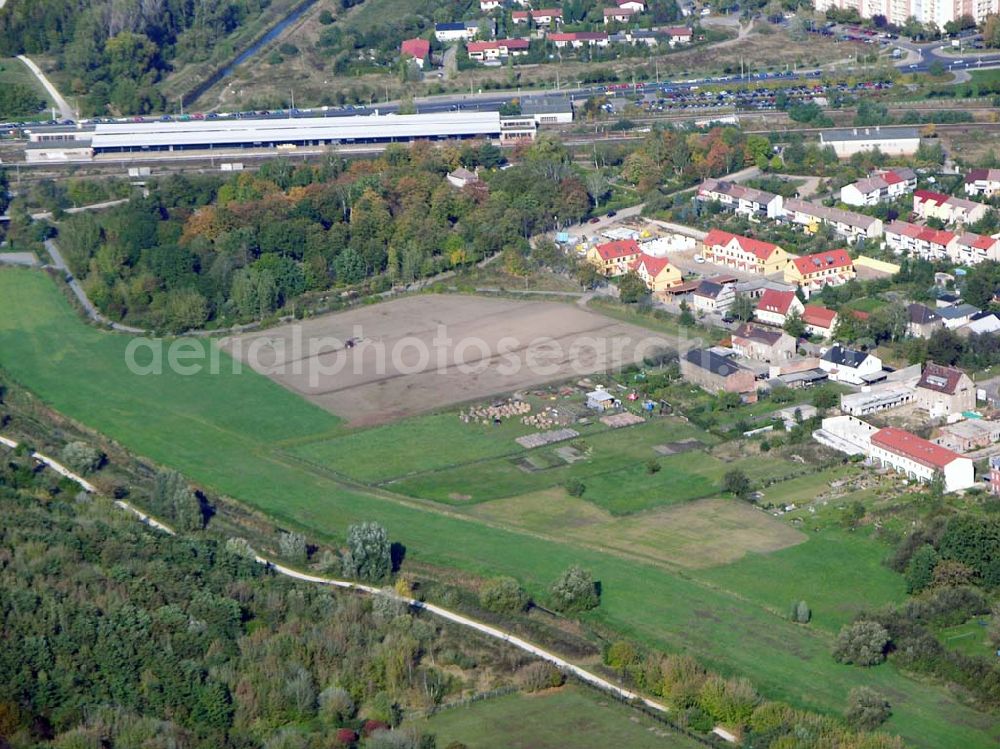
435,21,487,42
547,31,609,47
691,280,735,313
782,199,883,241
915,362,975,419
964,168,1000,198
696,179,784,219
814,414,879,455
587,239,641,276
870,427,975,492
934,419,1000,452
913,190,989,226
962,311,1000,336
400,38,431,67
663,26,693,44
731,324,796,363
818,126,920,158
604,7,637,22
610,29,659,45
784,249,856,297
820,345,882,385
630,253,683,293
754,289,804,327
512,8,563,24
814,0,999,28
466,38,530,61
680,348,757,401
700,229,793,275
733,277,796,300
939,303,981,330
907,303,943,339
446,167,479,188
617,0,647,10
802,305,838,339
884,220,956,261
840,168,917,206
952,232,1000,266
480,0,504,10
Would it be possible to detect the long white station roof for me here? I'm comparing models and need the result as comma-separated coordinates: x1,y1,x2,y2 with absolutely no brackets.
92,111,502,149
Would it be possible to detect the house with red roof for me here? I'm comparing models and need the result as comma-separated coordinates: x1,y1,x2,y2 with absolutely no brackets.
630,253,683,292
512,8,562,24
701,229,793,275
754,289,804,327
586,239,641,276
884,220,957,261
840,168,916,206
400,38,431,68
783,249,856,298
870,426,974,492
466,38,530,61
952,232,1000,266
801,305,838,339
547,31,609,47
913,189,988,226
663,26,693,45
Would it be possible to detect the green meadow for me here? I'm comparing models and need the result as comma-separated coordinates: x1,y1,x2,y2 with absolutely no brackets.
0,269,997,748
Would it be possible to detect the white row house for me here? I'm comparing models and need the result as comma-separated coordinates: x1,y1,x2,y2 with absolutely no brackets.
783,198,883,241
696,178,784,219
840,168,917,207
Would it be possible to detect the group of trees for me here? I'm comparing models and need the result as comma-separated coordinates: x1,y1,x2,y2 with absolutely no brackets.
0,0,270,115
53,137,604,331
0,442,542,748
623,125,753,194
478,565,601,614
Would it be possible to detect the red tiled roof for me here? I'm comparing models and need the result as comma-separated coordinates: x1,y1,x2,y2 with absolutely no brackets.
802,305,837,328
914,189,949,206
757,289,797,315
664,26,692,35
400,38,430,59
850,309,869,321
919,227,957,246
513,7,562,17
872,427,964,470
703,229,781,262
632,253,673,277
791,249,852,276
882,170,904,185
958,232,996,251
594,239,640,261
547,31,607,41
468,38,530,52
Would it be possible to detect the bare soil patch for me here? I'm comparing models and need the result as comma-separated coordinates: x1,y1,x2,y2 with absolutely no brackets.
223,294,672,426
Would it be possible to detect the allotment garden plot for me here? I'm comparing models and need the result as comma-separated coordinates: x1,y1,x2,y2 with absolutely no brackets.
222,295,673,426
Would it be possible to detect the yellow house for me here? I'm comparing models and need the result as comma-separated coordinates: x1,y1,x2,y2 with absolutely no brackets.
701,229,792,275
784,249,856,297
587,239,642,277
631,253,683,292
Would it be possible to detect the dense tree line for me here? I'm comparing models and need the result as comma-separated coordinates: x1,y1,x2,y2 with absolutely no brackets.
0,82,45,119
56,138,609,331
0,449,524,748
0,0,270,114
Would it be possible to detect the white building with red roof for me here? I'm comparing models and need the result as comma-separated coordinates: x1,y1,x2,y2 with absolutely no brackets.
840,168,916,206
964,168,1000,198
400,38,431,68
547,31,609,47
512,8,563,24
870,427,974,492
466,38,530,61
952,232,1000,266
783,249,856,297
663,26,693,44
754,289,804,327
586,239,641,276
884,220,957,261
701,229,792,275
913,189,989,226
801,305,838,339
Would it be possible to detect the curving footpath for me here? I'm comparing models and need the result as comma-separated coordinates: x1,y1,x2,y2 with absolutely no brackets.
17,55,75,121
0,432,735,742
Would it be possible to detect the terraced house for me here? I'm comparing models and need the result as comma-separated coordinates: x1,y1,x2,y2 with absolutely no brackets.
840,168,917,206
697,179,784,219
701,229,793,275
782,199,883,241
784,249,856,297
913,190,989,226
630,254,683,293
884,220,956,261
965,167,1000,198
